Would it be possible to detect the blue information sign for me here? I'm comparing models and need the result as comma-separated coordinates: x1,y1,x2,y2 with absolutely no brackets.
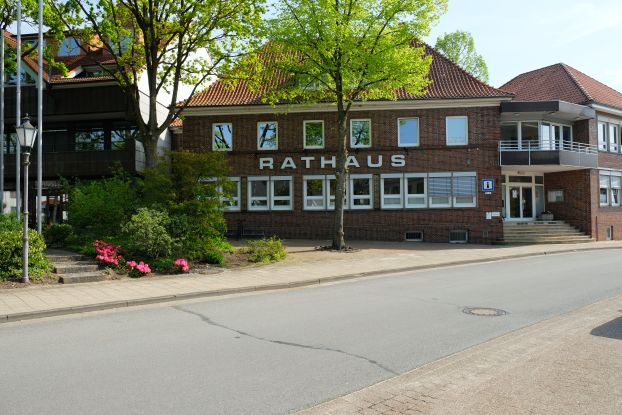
481,179,494,192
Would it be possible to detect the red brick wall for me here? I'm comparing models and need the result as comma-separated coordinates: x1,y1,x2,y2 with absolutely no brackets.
572,119,596,146
544,170,594,236
181,106,504,243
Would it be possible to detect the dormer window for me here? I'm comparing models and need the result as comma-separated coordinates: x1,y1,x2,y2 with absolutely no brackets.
58,37,81,56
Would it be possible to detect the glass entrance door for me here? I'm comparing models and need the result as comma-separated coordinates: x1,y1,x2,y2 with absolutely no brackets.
508,185,534,219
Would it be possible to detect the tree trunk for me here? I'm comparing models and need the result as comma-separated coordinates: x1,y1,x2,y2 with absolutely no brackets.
143,134,159,169
332,100,348,250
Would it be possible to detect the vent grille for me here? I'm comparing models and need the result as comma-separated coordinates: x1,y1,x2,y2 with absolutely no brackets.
405,231,423,242
449,230,468,243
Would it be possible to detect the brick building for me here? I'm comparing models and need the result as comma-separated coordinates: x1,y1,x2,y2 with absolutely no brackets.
177,46,622,243
2,30,170,222
500,63,622,241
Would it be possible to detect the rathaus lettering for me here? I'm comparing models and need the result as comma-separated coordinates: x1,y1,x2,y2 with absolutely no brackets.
259,154,406,170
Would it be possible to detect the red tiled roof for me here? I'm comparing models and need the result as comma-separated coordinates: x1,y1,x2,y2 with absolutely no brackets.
4,30,118,84
501,63,622,111
186,43,511,107
3,31,50,82
170,117,183,127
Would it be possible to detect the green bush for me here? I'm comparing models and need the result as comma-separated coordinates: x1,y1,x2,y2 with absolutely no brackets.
0,213,21,231
66,173,138,243
44,223,74,248
149,257,176,273
246,236,287,264
122,208,173,260
0,215,53,281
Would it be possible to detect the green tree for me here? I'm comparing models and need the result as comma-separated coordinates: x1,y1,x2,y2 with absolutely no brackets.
252,0,447,250
50,0,265,167
434,30,489,83
1,0,68,78
142,151,231,262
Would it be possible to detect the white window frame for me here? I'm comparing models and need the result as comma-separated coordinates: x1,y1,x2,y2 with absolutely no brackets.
303,120,325,149
349,174,373,209
428,172,453,208
598,122,608,152
212,122,233,151
452,172,477,208
547,190,564,203
599,172,610,207
248,176,270,211
609,124,620,153
350,119,372,148
446,116,468,146
220,177,240,211
404,173,427,208
380,174,404,209
611,175,621,207
257,121,278,150
303,175,327,210
397,117,420,147
270,176,293,211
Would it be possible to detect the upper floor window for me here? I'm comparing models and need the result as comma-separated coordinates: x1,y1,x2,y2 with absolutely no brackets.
303,120,324,149
609,124,620,153
111,128,137,151
446,116,468,146
398,118,419,147
350,119,371,148
257,121,278,150
58,37,81,57
598,122,608,151
75,128,105,151
213,123,233,151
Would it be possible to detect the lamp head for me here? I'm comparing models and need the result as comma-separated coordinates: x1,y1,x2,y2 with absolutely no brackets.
15,114,38,150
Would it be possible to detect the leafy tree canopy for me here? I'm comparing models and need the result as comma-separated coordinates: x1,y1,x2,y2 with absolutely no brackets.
50,0,266,167
252,0,447,108
250,0,447,250
434,30,489,83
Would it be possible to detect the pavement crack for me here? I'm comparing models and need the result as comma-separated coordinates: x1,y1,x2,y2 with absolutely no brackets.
173,306,398,375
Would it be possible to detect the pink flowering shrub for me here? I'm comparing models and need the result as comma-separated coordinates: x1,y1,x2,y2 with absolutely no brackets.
174,258,190,273
126,260,151,278
94,240,124,267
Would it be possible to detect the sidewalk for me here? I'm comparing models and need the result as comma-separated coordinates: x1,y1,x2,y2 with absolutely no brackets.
2,240,622,323
295,291,622,415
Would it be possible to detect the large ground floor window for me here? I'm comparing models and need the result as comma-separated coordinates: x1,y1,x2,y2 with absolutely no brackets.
600,170,622,207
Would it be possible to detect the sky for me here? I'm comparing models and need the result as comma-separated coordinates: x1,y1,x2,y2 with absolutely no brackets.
425,0,622,90
8,0,622,92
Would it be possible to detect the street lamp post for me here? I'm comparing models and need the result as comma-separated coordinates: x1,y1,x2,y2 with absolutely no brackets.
15,116,38,284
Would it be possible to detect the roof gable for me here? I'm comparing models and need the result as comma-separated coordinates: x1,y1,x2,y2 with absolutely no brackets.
501,63,622,111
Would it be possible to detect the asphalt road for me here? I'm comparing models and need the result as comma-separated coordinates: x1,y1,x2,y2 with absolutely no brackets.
2,249,622,415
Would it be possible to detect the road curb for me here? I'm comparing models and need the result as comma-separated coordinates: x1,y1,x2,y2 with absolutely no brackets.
2,245,621,324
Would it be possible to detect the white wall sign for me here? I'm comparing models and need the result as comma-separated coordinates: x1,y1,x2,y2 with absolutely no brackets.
259,154,406,170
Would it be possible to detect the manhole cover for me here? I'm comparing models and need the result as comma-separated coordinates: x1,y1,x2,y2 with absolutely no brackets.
462,307,508,317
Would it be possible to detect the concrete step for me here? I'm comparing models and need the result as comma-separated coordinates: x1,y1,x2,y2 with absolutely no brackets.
502,236,593,242
54,263,100,274
46,254,90,262
58,272,107,284
504,230,584,235
498,238,595,245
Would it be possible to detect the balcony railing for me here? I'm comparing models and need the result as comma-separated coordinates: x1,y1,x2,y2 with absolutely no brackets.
499,139,598,168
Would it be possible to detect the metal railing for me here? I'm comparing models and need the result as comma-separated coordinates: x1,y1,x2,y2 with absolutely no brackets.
498,139,598,154
498,139,599,167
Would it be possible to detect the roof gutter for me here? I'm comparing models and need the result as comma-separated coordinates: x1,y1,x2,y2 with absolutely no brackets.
591,103,622,117
181,96,513,116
